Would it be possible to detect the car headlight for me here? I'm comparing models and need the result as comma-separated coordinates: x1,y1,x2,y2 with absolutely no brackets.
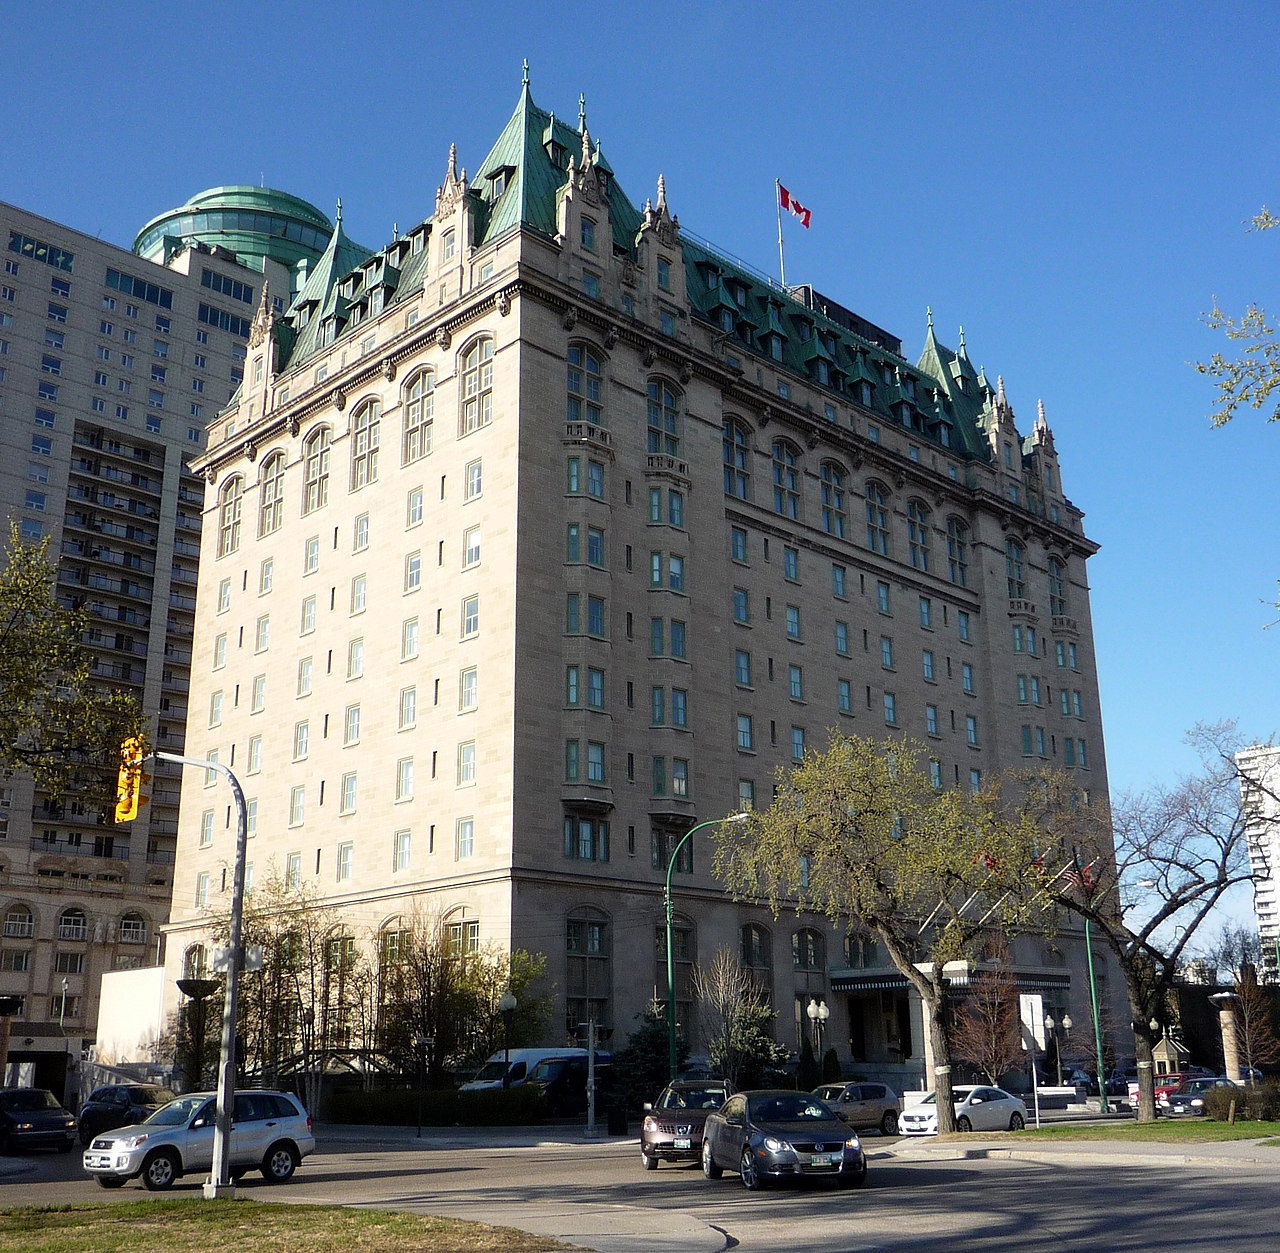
762,1136,791,1153
642,1116,658,1133
15,1122,33,1132
1191,1099,1204,1107
845,1136,861,1151
116,1133,149,1150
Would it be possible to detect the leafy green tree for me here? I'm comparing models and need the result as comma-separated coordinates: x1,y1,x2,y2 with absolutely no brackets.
797,1038,820,1091
0,524,142,800
612,1000,687,1110
821,1047,841,1083
692,947,790,1090
712,734,1033,1134
1197,208,1280,427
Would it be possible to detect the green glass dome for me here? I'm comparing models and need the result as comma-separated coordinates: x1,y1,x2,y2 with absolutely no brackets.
133,186,334,272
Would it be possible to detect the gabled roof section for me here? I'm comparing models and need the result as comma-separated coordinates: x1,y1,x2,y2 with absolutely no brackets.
473,83,642,253
279,203,374,370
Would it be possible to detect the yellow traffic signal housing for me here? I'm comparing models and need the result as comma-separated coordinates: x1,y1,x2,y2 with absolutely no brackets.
115,735,147,823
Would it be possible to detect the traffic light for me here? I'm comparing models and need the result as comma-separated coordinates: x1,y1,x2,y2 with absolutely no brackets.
114,735,147,823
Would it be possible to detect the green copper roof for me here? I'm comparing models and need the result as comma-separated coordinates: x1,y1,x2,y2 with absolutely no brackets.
133,186,335,272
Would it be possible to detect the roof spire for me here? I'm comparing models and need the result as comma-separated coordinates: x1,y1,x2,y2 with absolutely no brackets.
997,375,1007,405
522,58,530,88
335,197,342,227
957,324,967,354
926,305,934,332
1037,398,1047,428
581,124,593,166
448,142,458,182
579,92,587,132
657,173,668,213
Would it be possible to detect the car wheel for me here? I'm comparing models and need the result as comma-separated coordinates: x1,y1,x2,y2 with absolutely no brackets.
1009,1112,1025,1131
141,1149,180,1191
641,1148,658,1171
95,1175,128,1189
840,1158,868,1189
261,1141,299,1183
701,1137,722,1179
956,1116,973,1133
740,1147,765,1191
880,1110,899,1136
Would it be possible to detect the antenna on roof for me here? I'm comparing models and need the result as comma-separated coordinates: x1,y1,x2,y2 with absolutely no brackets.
522,58,530,87
579,92,587,132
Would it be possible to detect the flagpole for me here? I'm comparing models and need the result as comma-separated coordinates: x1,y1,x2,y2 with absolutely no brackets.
775,178,786,289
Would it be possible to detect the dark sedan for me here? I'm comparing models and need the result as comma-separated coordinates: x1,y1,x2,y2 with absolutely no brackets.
0,1087,77,1154
702,1089,867,1190
77,1084,176,1145
640,1080,733,1170
1165,1077,1237,1116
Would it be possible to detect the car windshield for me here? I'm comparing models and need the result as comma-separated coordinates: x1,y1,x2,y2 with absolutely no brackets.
659,1087,728,1110
529,1059,569,1082
144,1096,210,1126
0,1090,61,1112
749,1095,840,1123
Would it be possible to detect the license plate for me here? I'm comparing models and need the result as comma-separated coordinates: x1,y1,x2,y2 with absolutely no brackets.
85,1154,110,1168
809,1153,833,1166
673,1138,692,1149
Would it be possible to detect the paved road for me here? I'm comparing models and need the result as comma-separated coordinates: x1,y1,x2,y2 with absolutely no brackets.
3,1133,1278,1252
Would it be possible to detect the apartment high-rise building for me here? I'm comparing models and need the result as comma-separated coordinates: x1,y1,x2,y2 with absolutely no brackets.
164,83,1117,1083
0,190,345,1087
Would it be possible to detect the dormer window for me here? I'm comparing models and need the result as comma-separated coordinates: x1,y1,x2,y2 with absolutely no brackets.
858,381,873,407
492,171,507,200
903,377,916,399
770,336,783,362
657,257,671,290
816,360,830,386
707,270,719,290
720,309,734,333
797,321,811,342
581,217,596,251
443,229,456,262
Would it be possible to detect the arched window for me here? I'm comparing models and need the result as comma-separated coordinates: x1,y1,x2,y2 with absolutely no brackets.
302,427,331,514
1048,557,1068,617
3,904,33,939
566,907,611,1031
119,912,147,944
461,337,494,434
792,927,825,970
772,441,800,519
865,481,890,555
59,907,87,941
183,943,208,978
349,399,380,490
820,463,846,538
946,518,968,587
402,370,435,463
723,418,751,499
257,451,285,537
567,344,603,426
216,476,242,558
907,500,931,572
1005,537,1025,599
647,379,680,457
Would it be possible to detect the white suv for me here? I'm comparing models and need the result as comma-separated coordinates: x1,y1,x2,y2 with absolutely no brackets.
82,1090,314,1190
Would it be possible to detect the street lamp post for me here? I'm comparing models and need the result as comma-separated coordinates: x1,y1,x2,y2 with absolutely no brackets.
413,1034,433,1138
498,991,518,1089
1082,918,1110,1113
1044,1014,1071,1086
807,997,829,1054
176,977,220,1092
665,813,749,1081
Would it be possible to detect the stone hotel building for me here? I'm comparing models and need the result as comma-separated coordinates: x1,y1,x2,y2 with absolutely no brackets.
163,82,1117,1080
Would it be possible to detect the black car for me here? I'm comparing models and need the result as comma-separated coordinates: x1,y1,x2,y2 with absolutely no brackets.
702,1089,866,1190
77,1084,176,1146
0,1087,77,1154
641,1079,734,1169
527,1055,612,1117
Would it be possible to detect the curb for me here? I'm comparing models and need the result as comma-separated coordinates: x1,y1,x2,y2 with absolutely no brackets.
881,1144,1279,1169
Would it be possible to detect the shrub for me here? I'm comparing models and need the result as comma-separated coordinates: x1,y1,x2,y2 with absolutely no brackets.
1202,1080,1280,1122
328,1084,547,1126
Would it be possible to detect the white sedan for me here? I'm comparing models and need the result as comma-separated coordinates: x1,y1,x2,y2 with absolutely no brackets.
899,1086,1027,1135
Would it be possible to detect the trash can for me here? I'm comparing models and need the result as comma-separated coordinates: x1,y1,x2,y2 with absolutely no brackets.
607,1103,628,1136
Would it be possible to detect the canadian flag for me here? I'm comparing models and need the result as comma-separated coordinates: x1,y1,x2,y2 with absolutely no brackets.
778,183,812,228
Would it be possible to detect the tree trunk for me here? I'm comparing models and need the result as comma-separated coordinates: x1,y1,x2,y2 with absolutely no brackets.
1122,981,1159,1123
925,990,958,1134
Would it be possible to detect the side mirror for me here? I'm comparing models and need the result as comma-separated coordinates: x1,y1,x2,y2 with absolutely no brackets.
191,1117,210,1129
643,1103,653,1112
970,1097,983,1105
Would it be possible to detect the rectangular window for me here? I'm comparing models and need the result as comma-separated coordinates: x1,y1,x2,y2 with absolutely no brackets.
337,840,353,878
199,810,214,847
347,638,364,678
344,704,361,744
286,851,301,888
832,563,847,597
587,595,605,636
922,649,935,681
350,574,367,614
962,662,975,694
405,551,422,591
402,616,419,659
463,526,481,568
737,714,754,751
651,686,666,725
407,487,424,526
650,616,664,655
786,605,801,639
566,594,581,634
587,741,606,784
919,596,933,628
465,459,483,499
838,678,852,712
880,636,894,669
394,829,412,871
735,649,752,685
883,693,897,725
457,740,477,786
789,664,804,700
783,546,799,580
732,587,750,623
587,459,605,498
300,595,316,634
396,757,414,801
926,703,939,735
251,675,266,712
565,739,580,782
455,817,475,859
731,527,748,562
304,536,320,573
462,595,479,638
297,656,313,696
289,786,305,826
247,736,262,774
293,721,310,760
876,581,891,614
966,715,979,746
958,610,971,642
399,685,417,728
671,619,687,657
586,667,604,709
791,725,806,760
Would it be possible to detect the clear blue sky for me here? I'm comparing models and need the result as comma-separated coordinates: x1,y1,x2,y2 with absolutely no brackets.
8,1,1279,804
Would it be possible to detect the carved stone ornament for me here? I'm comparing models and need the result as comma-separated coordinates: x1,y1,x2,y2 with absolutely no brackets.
383,358,397,383
603,325,619,349
242,440,258,463
849,450,863,470
563,307,578,331
620,259,636,287
288,416,301,438
204,465,218,485
679,362,692,384
759,406,772,427
436,326,452,351
331,388,346,412
643,347,656,368
806,432,819,450
497,289,512,316
893,470,906,490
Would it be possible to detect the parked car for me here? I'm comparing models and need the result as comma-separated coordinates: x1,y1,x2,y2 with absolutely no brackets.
527,1054,613,1117
640,1079,733,1170
701,1089,867,1190
82,1089,314,1190
812,1081,902,1135
77,1084,176,1146
899,1086,1027,1136
460,1047,604,1093
0,1087,77,1154
1165,1077,1238,1116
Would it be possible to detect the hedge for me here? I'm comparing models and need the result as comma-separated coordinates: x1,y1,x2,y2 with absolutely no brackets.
328,1085,549,1126
1201,1081,1280,1122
